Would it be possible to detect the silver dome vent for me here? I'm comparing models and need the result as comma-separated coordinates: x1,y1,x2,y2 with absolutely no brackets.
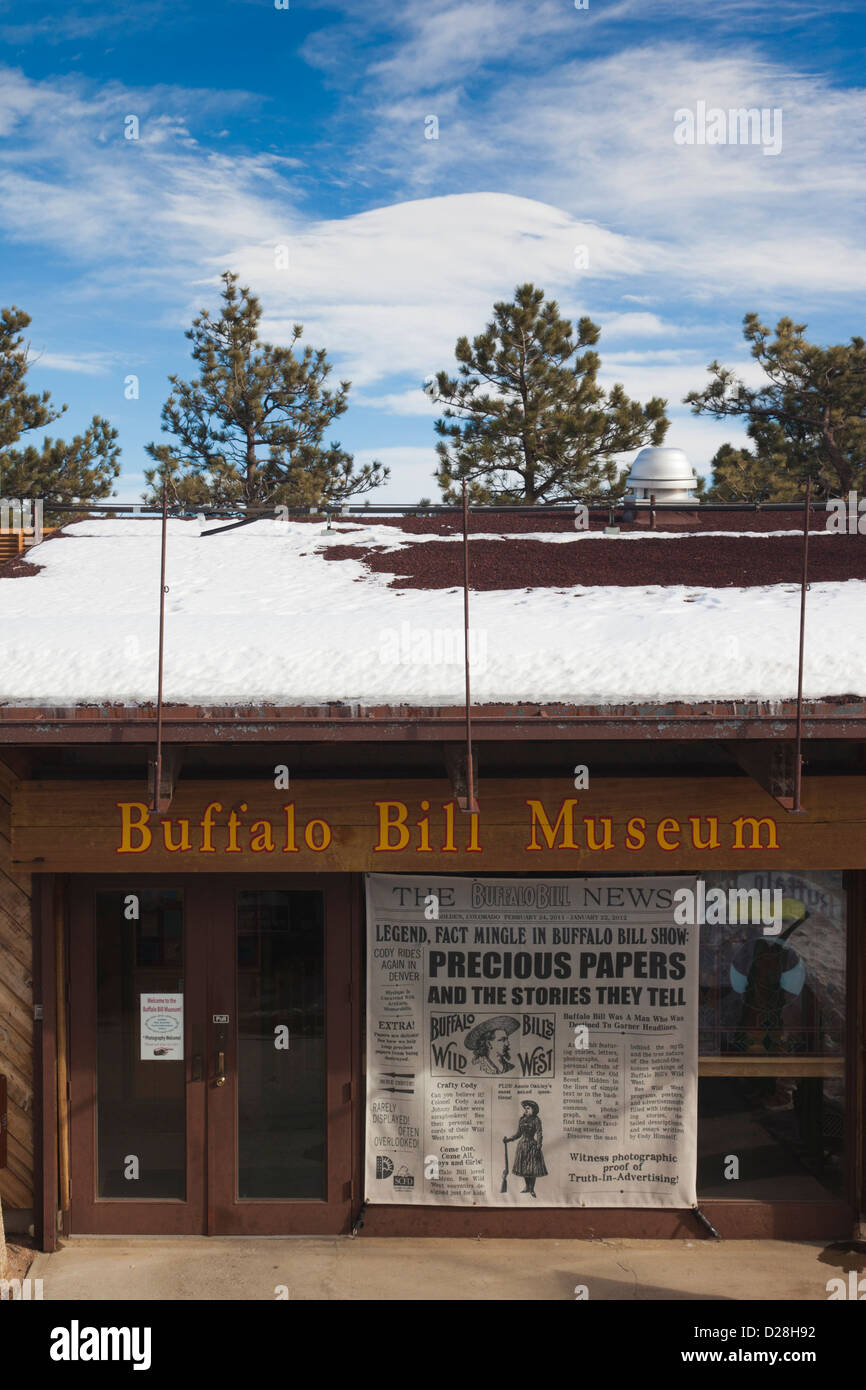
624,446,698,505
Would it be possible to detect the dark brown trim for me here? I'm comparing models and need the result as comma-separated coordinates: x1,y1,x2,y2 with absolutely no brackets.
351,872,365,1228
35,875,58,1252
847,870,866,1232
56,876,71,1240
358,1202,852,1240
32,879,42,1246
2,700,866,743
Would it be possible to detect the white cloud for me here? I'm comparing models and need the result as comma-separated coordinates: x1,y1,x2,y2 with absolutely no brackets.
2,53,863,357
333,39,866,299
599,313,682,341
31,351,113,376
363,0,575,95
355,388,440,417
599,354,767,405
0,66,287,284
236,194,652,386
662,415,751,477
352,446,439,501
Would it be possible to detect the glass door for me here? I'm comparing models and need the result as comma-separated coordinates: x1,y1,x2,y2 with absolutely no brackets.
69,875,355,1236
69,880,208,1234
236,889,326,1199
206,877,354,1234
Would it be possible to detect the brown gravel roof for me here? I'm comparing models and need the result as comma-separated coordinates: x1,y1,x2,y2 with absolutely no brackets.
324,531,866,590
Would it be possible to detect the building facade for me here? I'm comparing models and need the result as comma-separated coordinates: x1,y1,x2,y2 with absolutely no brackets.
0,509,864,1245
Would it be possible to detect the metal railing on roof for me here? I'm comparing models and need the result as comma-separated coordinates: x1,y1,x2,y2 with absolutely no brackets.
29,499,821,518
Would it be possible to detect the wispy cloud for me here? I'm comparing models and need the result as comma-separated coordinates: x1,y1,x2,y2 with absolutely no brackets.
0,66,283,292
0,0,170,45
31,351,114,376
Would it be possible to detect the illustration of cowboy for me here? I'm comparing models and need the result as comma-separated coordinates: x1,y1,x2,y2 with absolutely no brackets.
464,1015,520,1075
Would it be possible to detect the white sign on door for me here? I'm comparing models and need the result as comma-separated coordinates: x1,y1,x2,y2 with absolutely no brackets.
140,993,184,1060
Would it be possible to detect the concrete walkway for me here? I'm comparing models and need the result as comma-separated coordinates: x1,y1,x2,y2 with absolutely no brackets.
29,1236,864,1300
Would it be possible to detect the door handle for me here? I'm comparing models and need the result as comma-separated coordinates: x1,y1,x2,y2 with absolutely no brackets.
215,1050,226,1087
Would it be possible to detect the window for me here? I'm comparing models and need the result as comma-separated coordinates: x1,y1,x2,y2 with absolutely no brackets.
696,871,845,1200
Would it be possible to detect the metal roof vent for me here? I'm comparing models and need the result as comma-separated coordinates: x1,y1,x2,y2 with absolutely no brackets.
624,446,699,505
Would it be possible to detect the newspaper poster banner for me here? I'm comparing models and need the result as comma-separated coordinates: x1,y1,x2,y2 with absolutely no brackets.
365,874,698,1207
140,993,184,1061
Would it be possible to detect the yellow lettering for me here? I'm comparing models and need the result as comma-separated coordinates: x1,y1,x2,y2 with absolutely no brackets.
689,815,720,850
442,801,457,853
625,816,646,850
375,801,410,851
282,803,298,852
117,801,151,854
161,819,190,852
731,816,779,850
250,820,275,853
304,819,332,852
200,802,222,854
657,817,681,851
525,799,579,851
583,816,613,851
416,800,432,852
226,809,242,853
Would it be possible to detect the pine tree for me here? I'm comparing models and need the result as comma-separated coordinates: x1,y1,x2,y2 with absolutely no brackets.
686,315,866,498
0,307,120,509
699,436,806,503
144,272,387,507
432,284,668,504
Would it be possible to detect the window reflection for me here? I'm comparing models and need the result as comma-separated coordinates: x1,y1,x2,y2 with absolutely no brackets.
697,871,845,1201
236,890,326,1200
699,872,845,1057
95,889,186,1200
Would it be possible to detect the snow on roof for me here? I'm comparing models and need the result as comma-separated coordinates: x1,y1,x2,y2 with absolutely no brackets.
0,516,864,708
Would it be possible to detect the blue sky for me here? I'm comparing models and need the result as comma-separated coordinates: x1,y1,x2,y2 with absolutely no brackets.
0,0,864,502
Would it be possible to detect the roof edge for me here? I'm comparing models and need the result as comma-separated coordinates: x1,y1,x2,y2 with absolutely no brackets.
0,698,864,742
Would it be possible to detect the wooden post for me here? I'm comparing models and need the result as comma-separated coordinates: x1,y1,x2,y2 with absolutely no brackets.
847,870,866,1238
792,475,812,813
55,879,70,1222
461,482,478,814
0,1190,7,1282
37,876,58,1252
152,481,169,813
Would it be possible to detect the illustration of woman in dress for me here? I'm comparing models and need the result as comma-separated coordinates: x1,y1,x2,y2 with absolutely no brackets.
504,1100,547,1197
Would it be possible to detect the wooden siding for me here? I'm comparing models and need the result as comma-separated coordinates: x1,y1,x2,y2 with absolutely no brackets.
0,757,34,1210
11,774,866,872
0,527,56,567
